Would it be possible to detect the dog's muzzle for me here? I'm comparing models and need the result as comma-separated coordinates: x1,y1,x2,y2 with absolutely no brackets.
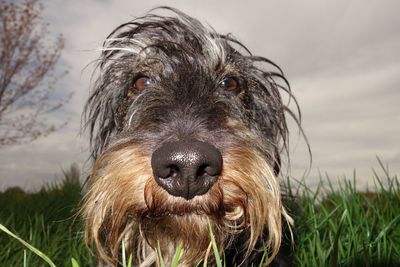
151,140,222,200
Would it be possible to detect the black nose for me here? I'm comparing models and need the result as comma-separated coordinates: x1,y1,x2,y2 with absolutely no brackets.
151,140,222,200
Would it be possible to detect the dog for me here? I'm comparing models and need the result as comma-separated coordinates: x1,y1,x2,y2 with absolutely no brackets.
82,7,299,266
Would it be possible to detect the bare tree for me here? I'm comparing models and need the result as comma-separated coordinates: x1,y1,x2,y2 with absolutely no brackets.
0,0,70,146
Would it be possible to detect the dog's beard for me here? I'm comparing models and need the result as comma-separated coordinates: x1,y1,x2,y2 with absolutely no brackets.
82,142,287,266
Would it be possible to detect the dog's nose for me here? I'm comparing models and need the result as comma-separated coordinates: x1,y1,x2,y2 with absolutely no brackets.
151,140,222,200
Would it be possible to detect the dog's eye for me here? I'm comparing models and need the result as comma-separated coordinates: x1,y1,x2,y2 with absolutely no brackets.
132,76,151,91
220,77,239,92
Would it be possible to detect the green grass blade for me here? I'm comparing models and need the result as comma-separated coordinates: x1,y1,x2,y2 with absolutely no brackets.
122,239,127,267
0,223,56,267
171,244,183,266
258,244,269,267
71,257,80,267
127,255,133,267
24,249,27,267
157,241,166,267
207,219,222,267
373,214,400,244
331,209,348,267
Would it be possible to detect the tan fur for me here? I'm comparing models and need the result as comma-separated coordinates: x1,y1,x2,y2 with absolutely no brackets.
82,141,291,266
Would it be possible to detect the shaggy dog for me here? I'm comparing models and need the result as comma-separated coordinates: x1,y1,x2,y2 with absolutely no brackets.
83,7,299,266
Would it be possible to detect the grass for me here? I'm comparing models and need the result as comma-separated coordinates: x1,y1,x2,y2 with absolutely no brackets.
0,163,399,266
0,165,93,266
290,171,400,266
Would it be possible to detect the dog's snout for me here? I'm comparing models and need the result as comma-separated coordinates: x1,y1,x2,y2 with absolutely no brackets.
151,140,222,200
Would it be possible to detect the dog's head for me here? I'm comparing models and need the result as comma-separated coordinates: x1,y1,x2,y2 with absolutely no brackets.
83,7,297,266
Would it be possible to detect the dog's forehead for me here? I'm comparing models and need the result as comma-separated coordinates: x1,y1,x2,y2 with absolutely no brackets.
102,15,235,73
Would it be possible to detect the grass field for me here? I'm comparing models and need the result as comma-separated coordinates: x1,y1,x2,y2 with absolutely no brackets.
0,163,399,267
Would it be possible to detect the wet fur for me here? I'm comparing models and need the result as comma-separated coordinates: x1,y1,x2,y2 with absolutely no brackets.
83,7,299,266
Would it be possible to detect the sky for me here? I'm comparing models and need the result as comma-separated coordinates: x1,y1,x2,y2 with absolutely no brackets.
0,0,399,191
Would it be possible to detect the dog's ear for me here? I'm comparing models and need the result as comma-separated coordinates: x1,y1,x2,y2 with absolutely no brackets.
83,75,127,159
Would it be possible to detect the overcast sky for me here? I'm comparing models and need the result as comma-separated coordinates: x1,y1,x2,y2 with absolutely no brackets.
0,0,399,191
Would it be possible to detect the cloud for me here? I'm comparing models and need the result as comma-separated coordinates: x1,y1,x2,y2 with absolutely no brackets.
1,0,399,190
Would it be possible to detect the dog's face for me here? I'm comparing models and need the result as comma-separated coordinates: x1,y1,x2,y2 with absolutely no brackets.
83,8,294,266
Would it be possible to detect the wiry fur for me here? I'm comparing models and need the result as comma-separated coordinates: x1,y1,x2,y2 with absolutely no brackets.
83,7,299,266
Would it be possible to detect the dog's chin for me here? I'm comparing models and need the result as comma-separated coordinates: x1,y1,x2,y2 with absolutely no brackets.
139,211,223,266
139,193,247,266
